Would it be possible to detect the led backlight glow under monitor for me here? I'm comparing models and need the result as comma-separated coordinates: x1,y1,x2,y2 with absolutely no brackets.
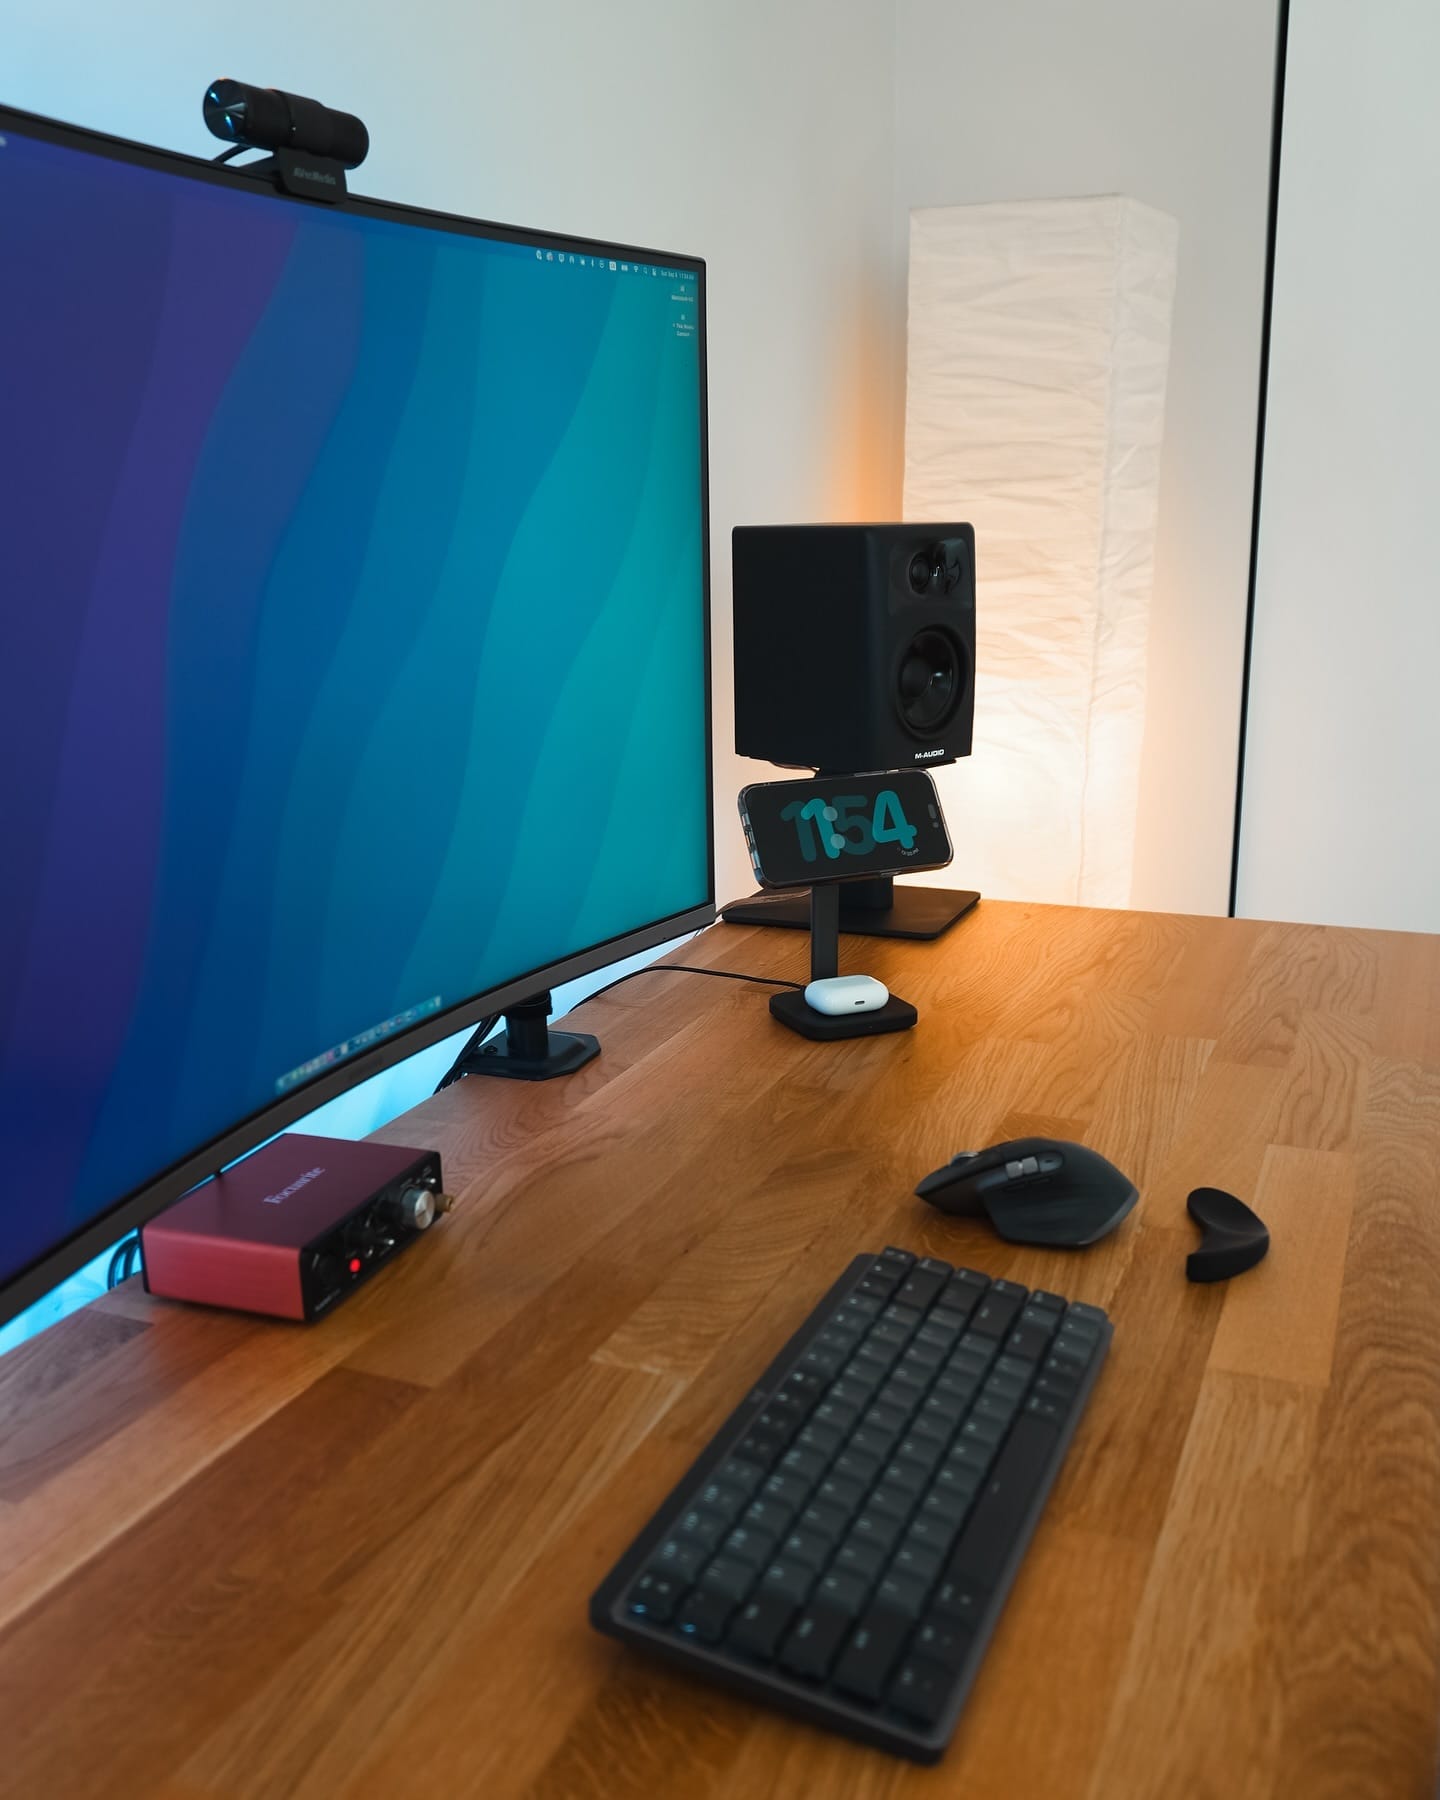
0,105,712,1323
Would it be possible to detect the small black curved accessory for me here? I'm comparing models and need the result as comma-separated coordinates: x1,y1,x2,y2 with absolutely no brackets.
1185,1187,1270,1283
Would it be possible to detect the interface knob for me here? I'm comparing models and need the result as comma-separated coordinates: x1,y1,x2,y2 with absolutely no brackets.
396,1184,437,1231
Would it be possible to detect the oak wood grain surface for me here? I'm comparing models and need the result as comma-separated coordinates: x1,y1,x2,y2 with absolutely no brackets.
3,901,1439,1799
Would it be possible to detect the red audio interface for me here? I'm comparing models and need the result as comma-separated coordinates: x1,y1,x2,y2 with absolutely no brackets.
141,1133,451,1321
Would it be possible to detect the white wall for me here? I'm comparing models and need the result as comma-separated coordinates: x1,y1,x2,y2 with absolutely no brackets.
1236,0,1440,932
892,0,1278,915
7,0,901,912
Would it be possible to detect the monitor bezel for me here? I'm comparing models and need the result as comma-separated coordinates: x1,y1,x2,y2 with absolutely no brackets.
0,102,715,1329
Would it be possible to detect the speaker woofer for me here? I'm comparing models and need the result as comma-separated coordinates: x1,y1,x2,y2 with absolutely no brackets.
897,628,965,736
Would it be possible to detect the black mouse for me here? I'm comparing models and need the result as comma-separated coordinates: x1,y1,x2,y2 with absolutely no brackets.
915,1137,1139,1247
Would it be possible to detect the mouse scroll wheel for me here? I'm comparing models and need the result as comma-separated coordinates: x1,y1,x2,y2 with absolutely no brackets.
1006,1156,1042,1178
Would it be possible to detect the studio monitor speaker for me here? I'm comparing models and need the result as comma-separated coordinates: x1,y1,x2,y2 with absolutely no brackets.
732,523,976,774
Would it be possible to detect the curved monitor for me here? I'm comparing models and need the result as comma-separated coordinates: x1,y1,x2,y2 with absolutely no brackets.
0,105,712,1326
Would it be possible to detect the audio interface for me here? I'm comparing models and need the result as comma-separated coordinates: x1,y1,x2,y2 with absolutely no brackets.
141,1133,451,1321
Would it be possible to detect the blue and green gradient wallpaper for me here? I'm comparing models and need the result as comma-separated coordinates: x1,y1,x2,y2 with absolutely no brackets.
0,121,708,1296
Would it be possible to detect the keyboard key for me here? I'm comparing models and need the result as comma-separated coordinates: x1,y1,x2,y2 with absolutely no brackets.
896,1435,945,1473
715,1457,766,1497
675,1587,736,1643
780,1445,829,1485
960,1416,1004,1449
743,1495,797,1538
652,1536,707,1581
799,1499,848,1541
881,1301,923,1329
1018,1304,1057,1333
1066,1301,1108,1327
832,1605,912,1701
895,1263,950,1310
875,1570,929,1620
877,1380,923,1418
850,1510,904,1555
693,1478,749,1519
675,1508,727,1552
834,1537,886,1583
794,1422,844,1462
912,1615,974,1671
1028,1289,1066,1311
780,1527,832,1570
700,1555,757,1605
879,1457,927,1498
904,1511,958,1555
778,1599,853,1680
849,1425,898,1461
889,1654,954,1725
626,1570,684,1623
970,1290,1024,1339
762,1470,812,1511
831,1447,881,1487
816,1569,869,1616
889,1539,942,1586
899,1341,944,1374
722,1524,778,1567
866,1482,914,1526
815,1473,866,1515
863,1401,909,1437
761,1560,817,1608
1005,1322,1054,1364
947,1415,1059,1587
994,1352,1034,1382
726,1591,796,1661
812,1398,860,1433
931,1575,988,1627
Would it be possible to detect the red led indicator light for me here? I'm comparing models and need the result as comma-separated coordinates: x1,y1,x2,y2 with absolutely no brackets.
348,1256,363,1275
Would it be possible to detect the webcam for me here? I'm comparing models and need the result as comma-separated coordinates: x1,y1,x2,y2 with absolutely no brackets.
204,79,369,169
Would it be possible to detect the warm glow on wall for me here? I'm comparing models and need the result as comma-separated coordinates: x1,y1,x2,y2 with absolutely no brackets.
904,197,1177,907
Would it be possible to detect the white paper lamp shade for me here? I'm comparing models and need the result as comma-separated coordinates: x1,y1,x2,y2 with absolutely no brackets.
904,197,1178,907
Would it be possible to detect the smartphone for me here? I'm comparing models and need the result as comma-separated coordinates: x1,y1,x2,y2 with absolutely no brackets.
738,771,952,890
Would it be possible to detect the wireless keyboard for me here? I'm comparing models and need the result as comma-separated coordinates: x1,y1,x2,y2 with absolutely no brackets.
590,1247,1111,1763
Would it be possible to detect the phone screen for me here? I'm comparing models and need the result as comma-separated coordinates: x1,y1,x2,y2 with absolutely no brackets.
739,772,952,889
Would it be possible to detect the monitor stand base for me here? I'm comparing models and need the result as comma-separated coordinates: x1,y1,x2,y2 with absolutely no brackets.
722,877,979,941
448,992,599,1083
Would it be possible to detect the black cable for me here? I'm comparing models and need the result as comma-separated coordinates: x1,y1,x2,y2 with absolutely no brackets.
105,1234,142,1289
434,1012,501,1092
1228,0,1291,916
432,957,801,1091
572,963,803,1008
211,145,247,164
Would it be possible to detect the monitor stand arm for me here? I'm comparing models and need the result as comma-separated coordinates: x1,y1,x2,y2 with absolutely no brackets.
445,990,600,1083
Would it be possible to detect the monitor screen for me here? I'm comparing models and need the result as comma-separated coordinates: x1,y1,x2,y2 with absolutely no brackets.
0,113,711,1310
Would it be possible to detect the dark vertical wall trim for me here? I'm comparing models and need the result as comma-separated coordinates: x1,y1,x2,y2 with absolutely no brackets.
1228,0,1291,917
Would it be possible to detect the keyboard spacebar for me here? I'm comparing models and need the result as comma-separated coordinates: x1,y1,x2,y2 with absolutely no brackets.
945,1414,1060,1588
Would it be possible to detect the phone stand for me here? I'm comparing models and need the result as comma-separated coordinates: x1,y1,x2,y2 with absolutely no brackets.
769,882,918,1041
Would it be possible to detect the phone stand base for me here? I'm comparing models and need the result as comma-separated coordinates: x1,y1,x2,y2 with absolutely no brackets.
723,883,979,941
769,989,918,1040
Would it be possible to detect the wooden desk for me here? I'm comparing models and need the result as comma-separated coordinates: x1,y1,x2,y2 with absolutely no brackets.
3,901,1439,1798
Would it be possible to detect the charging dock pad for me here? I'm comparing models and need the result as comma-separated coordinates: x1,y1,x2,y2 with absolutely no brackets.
769,988,918,1040
770,883,918,1042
